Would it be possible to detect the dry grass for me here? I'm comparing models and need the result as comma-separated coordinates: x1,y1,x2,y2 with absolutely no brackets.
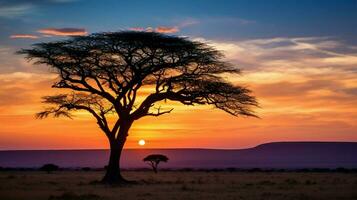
1,171,357,200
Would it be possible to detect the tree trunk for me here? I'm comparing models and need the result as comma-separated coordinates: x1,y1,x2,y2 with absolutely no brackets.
101,140,127,184
102,120,132,184
101,121,133,184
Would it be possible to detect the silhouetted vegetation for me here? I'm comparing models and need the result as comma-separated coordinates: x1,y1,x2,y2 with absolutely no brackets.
19,31,258,184
81,167,91,171
40,164,59,173
143,154,169,173
48,192,101,200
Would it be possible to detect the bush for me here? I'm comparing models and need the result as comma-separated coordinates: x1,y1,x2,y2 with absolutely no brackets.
336,167,350,173
40,164,59,173
81,167,91,171
248,168,262,172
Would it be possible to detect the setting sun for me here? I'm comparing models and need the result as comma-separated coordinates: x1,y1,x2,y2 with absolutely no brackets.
138,139,146,146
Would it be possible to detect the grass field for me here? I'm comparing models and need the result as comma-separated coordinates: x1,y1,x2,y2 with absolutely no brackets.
1,171,357,200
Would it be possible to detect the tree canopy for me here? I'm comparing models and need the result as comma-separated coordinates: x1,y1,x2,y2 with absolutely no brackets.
19,32,257,137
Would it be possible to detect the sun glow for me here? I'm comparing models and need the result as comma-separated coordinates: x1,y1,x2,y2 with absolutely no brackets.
138,139,146,146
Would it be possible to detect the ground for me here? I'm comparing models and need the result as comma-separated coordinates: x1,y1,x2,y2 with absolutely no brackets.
0,171,357,200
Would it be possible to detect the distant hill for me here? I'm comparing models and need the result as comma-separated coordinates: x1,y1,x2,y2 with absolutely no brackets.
0,142,357,169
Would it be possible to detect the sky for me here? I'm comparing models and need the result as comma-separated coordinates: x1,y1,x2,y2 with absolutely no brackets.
0,0,356,150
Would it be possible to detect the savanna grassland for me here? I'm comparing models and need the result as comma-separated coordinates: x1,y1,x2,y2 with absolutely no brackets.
1,171,357,200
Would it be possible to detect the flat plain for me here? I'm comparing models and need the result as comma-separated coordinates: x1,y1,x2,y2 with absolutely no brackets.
0,171,357,200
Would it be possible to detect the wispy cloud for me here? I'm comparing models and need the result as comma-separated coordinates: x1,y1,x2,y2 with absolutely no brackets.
194,36,357,130
128,27,146,32
10,34,39,39
10,28,87,40
176,18,200,27
129,26,179,33
128,18,200,34
0,72,55,107
0,4,33,18
199,37,357,73
0,0,79,18
37,28,87,36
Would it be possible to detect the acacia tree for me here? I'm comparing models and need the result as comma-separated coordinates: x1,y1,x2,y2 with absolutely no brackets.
143,154,169,173
19,31,258,184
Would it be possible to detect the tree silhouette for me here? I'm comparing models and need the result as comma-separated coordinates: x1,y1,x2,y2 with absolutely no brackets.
18,31,258,184
143,154,169,173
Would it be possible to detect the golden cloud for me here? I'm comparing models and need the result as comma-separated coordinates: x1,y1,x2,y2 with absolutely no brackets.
10,34,39,39
37,28,87,36
155,26,179,33
128,26,179,33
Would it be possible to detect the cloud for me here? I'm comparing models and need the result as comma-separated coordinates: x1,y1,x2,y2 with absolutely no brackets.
0,45,50,74
197,37,357,73
192,36,357,131
10,34,39,39
129,26,179,34
128,18,199,34
155,26,179,33
37,28,87,36
0,4,33,18
254,78,357,100
178,18,200,27
0,0,79,18
0,72,55,108
128,27,146,31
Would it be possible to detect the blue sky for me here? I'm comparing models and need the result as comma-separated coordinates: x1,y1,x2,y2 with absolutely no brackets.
1,0,356,46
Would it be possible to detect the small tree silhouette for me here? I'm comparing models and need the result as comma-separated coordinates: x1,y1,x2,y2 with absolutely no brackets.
143,154,169,173
40,163,59,173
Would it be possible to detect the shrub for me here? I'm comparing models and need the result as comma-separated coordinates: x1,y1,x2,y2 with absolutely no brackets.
81,167,91,171
40,164,59,173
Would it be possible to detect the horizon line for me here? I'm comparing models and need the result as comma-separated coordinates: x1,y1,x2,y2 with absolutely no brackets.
1,141,356,151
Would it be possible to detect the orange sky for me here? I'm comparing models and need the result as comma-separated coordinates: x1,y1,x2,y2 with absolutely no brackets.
0,37,357,150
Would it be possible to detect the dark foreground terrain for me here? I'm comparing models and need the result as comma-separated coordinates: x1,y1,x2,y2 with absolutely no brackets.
1,171,357,200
